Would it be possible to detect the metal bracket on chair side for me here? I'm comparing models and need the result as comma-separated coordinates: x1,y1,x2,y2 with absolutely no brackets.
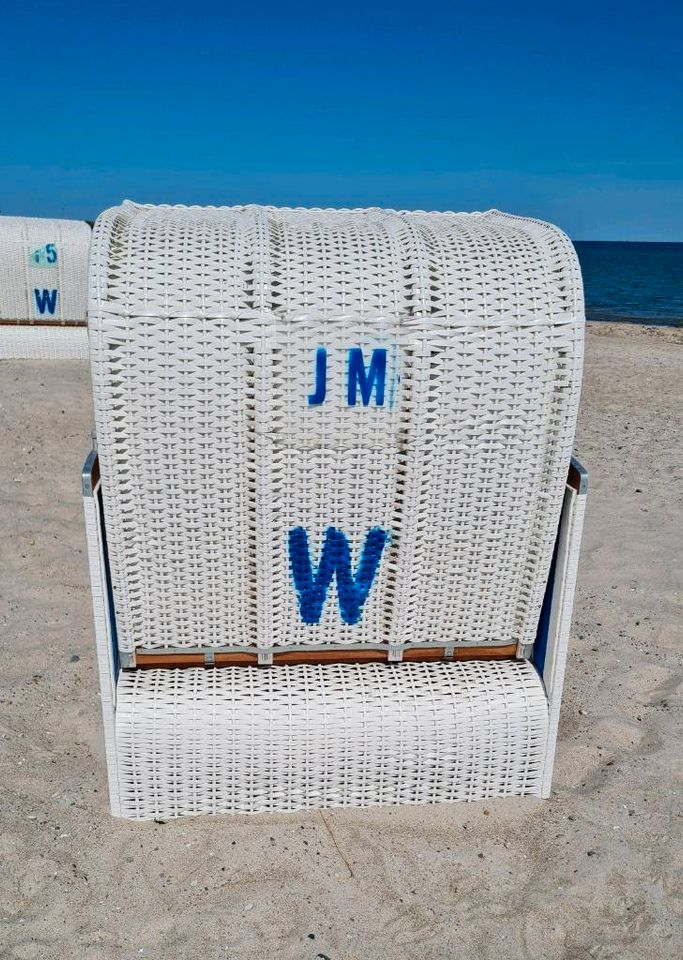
120,652,136,669
257,650,273,666
204,650,215,666
82,448,99,497
569,455,588,495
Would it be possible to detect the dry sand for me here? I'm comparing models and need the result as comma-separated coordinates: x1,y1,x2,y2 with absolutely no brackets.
0,323,681,960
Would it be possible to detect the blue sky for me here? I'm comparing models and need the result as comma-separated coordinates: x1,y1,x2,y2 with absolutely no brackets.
1,1,681,239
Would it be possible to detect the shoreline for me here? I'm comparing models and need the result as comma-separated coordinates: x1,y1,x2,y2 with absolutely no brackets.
587,315,683,328
586,319,683,343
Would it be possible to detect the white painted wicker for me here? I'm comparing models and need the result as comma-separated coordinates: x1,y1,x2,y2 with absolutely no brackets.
541,477,587,797
0,324,88,360
89,203,584,657
115,659,548,819
0,216,90,359
82,456,121,816
0,215,90,323
83,454,585,818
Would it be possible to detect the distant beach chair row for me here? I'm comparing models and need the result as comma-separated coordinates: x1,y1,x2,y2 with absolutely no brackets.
0,216,90,358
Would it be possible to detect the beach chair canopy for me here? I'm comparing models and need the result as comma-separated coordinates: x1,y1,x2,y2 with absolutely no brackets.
89,202,583,661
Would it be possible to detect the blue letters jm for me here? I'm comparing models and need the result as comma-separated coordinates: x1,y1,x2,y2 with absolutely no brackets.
288,526,390,626
34,288,58,316
307,347,388,407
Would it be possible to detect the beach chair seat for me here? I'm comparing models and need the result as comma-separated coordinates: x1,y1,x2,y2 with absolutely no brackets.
115,660,548,819
83,202,586,819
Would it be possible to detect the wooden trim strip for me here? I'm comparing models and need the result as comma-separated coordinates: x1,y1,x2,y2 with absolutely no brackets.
134,644,518,670
0,318,87,328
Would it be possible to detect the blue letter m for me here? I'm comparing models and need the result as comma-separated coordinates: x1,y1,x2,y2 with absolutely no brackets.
288,526,389,625
348,347,387,406
34,288,58,316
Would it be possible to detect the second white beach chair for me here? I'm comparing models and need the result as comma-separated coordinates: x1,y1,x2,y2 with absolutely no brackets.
0,215,90,359
83,201,586,819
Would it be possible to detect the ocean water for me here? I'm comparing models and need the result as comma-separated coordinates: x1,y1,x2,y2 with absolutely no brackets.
573,241,683,327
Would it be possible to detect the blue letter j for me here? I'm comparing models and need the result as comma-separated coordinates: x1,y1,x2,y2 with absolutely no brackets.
307,347,327,405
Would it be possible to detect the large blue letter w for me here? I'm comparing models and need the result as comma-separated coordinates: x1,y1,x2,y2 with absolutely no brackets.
34,288,58,315
288,526,389,625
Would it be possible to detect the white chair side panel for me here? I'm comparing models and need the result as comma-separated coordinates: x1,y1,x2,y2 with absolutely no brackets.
541,486,587,797
83,487,121,816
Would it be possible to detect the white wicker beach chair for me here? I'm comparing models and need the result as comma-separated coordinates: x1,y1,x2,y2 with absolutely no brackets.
83,202,587,820
0,216,90,359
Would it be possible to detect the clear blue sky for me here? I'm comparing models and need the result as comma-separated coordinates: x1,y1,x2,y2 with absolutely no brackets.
1,1,681,239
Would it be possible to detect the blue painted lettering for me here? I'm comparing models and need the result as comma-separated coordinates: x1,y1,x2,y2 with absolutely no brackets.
307,347,327,405
30,244,58,267
347,347,387,407
34,288,58,315
288,525,389,625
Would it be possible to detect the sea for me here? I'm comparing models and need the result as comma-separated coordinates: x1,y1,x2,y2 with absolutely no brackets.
573,241,683,327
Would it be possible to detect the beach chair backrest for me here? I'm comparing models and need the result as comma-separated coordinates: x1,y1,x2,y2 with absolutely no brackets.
89,203,584,657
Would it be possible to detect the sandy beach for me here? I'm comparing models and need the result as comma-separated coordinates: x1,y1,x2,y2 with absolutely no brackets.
0,322,681,960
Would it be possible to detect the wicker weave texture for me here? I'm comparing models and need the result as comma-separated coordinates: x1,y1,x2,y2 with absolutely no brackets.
90,203,584,653
0,325,89,359
115,659,548,819
0,216,90,324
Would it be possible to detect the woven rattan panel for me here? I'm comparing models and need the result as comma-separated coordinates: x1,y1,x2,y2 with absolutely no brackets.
115,659,548,819
0,216,90,324
90,203,584,653
0,324,89,359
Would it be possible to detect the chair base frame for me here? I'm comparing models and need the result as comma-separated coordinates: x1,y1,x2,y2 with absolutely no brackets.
83,452,587,820
0,321,88,359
